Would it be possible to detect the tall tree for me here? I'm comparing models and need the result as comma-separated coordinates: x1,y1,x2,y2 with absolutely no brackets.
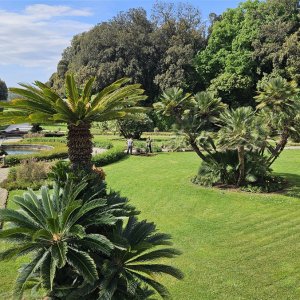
252,0,300,78
151,1,205,91
195,0,300,107
0,79,8,101
48,2,206,104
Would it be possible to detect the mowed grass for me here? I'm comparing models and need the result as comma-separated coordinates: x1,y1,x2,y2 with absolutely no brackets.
1,150,300,299
104,150,300,300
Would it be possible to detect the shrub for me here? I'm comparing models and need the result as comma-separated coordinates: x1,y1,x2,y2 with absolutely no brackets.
24,137,66,143
1,159,52,190
117,113,154,139
194,150,273,188
92,145,126,167
23,132,44,139
134,141,162,153
93,140,113,149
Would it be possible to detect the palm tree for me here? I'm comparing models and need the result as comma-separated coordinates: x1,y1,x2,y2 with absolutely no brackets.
255,77,300,166
218,107,263,186
0,75,147,170
154,88,225,161
65,216,183,299
0,180,116,299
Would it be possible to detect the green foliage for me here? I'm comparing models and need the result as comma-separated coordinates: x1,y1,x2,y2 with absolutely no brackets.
0,181,115,299
117,113,154,139
71,217,183,299
48,4,205,102
195,0,261,105
0,75,147,126
93,140,113,149
92,145,126,167
193,150,276,188
218,106,267,149
195,0,300,106
0,159,52,191
0,78,8,101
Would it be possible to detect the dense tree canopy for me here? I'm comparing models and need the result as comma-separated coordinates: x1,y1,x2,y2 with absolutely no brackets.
49,0,300,110
195,0,300,107
0,79,8,101
48,3,205,104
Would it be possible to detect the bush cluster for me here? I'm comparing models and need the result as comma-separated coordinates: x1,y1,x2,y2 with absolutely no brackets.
1,159,53,190
92,145,126,167
193,150,286,193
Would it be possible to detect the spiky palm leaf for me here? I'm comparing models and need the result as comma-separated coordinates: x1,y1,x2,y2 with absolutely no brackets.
0,180,117,300
255,77,300,115
255,77,300,165
64,217,183,299
217,107,268,185
218,107,265,149
154,87,193,117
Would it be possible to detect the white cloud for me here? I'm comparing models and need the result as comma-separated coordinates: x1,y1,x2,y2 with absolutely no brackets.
0,4,93,69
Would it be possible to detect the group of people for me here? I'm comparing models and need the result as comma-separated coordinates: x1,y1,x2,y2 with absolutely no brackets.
126,136,152,155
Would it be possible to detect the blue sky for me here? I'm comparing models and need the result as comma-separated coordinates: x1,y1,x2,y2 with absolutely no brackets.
0,0,242,87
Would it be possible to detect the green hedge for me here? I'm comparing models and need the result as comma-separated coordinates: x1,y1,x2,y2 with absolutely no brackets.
4,142,68,166
92,145,126,167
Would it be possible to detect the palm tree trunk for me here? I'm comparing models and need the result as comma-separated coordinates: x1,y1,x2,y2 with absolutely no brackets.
189,139,209,162
237,145,245,187
67,123,93,171
267,127,289,167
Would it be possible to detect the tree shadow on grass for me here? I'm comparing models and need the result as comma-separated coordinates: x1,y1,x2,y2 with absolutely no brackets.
274,173,300,199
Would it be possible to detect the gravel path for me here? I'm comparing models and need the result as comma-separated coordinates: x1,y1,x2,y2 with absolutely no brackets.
0,168,9,228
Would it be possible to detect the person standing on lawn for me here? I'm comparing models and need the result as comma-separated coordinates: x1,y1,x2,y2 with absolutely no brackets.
146,136,152,153
127,137,133,155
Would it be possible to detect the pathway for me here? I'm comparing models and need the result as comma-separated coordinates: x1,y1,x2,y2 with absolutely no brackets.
0,168,9,228
0,168,9,209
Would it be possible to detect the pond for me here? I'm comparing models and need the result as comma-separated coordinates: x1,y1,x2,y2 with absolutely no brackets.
1,144,53,156
5,149,39,155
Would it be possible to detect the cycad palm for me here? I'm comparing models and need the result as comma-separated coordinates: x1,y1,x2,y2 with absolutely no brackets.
0,75,147,170
155,89,225,161
154,87,193,117
0,180,116,299
255,77,300,165
66,217,183,299
218,107,262,186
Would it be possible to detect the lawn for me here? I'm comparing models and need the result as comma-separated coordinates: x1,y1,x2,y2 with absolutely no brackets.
104,150,300,300
1,150,300,299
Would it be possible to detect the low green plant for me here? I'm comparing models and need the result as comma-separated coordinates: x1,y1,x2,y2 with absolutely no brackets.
194,150,277,190
93,140,113,149
0,159,52,191
0,180,116,299
92,145,126,167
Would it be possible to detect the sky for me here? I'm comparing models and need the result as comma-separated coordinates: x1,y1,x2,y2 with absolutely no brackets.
0,0,242,87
